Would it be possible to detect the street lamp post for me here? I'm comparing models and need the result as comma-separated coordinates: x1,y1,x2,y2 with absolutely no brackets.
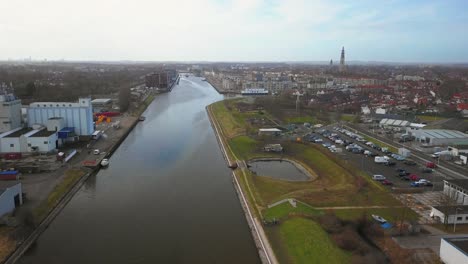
453,208,462,233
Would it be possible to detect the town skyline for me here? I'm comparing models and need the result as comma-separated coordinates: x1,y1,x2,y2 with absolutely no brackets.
1,0,467,63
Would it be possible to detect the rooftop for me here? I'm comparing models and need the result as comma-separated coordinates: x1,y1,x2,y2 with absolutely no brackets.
443,237,468,254
30,129,56,137
4,128,33,138
433,205,468,215
419,129,468,139
0,181,21,193
91,98,112,104
445,179,468,191
259,128,282,132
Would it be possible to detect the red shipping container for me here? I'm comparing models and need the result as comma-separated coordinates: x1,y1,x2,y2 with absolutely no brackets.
4,153,22,160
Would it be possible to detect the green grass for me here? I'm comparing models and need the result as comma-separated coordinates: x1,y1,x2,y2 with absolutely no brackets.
251,143,400,207
279,218,351,264
34,169,86,222
134,94,155,116
228,136,258,159
416,115,446,122
340,114,356,122
264,201,322,221
332,207,419,222
362,135,398,153
211,101,246,138
285,115,317,124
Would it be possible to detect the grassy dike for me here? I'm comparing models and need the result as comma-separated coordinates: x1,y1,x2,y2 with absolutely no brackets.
208,99,419,264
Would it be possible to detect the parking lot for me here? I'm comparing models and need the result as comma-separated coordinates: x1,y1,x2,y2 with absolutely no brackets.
300,125,446,190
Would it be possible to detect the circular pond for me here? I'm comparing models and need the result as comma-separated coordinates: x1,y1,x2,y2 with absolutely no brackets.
248,159,311,181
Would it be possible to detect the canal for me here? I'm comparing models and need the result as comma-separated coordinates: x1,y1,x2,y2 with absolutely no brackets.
19,77,260,264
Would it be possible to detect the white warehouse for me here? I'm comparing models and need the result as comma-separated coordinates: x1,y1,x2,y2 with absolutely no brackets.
27,98,94,136
440,237,468,264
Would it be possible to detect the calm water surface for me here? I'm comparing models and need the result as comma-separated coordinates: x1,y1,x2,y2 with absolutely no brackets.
249,160,309,181
19,77,260,264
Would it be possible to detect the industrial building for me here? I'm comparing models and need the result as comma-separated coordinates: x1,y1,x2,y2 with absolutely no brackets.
440,237,468,264
258,128,281,136
0,182,23,217
0,126,59,153
413,129,468,146
443,179,468,205
145,70,177,91
431,205,468,224
91,98,112,113
0,92,22,133
27,98,94,136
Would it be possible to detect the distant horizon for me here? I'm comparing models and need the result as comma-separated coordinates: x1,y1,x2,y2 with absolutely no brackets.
1,59,468,66
1,0,467,62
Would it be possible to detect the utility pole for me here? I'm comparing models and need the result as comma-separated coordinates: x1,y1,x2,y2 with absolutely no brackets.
453,208,462,233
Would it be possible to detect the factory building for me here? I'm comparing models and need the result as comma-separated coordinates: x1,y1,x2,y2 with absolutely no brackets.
27,98,94,136
0,92,22,133
0,126,59,153
91,98,112,113
413,129,468,146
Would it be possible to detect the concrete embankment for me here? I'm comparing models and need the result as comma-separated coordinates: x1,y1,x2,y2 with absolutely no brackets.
4,102,151,264
206,104,278,264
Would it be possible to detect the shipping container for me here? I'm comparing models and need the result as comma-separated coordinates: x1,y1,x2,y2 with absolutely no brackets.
3,153,22,160
0,171,20,180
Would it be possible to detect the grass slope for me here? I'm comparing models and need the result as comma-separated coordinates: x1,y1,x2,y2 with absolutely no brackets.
280,218,350,264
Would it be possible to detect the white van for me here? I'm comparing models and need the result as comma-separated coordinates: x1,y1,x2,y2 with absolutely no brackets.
372,175,386,181
374,156,389,163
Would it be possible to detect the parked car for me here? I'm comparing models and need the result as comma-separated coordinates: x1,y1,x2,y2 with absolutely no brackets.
409,174,419,181
372,175,386,181
398,171,410,176
410,182,422,187
381,179,393,185
426,162,437,169
404,160,417,166
384,161,396,166
395,155,406,161
400,176,410,181
421,168,433,173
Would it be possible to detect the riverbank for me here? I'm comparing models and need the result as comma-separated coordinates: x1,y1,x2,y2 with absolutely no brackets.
206,103,278,264
2,95,157,264
206,99,437,263
205,76,239,95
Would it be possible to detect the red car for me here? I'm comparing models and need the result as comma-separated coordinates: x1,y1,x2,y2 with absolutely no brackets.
409,174,419,181
426,162,437,169
381,179,393,185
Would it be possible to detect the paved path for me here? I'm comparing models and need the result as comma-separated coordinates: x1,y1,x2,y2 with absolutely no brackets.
316,205,405,210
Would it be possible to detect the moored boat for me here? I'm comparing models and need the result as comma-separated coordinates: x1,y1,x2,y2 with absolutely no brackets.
100,158,109,167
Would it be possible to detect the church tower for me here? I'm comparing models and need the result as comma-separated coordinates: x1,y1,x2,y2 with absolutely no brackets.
339,47,345,72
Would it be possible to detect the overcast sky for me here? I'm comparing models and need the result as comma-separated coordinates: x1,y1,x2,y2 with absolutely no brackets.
1,0,467,62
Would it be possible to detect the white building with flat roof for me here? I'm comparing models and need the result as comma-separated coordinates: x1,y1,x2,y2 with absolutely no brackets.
414,129,468,146
440,237,468,264
27,98,94,136
0,182,23,217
